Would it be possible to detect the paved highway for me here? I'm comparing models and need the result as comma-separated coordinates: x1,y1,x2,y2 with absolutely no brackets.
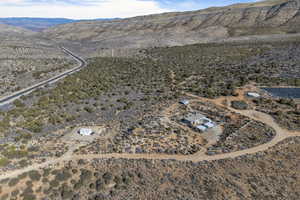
0,47,86,106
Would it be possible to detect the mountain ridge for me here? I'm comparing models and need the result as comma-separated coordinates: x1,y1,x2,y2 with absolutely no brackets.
40,0,300,55
0,17,118,32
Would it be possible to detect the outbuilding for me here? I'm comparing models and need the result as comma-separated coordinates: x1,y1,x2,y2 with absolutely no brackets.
78,128,93,136
179,99,189,105
247,92,260,98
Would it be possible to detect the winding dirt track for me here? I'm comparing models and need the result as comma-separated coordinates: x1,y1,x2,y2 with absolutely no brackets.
0,92,299,181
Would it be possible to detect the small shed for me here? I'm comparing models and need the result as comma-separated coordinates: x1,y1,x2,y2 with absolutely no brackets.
196,125,207,132
179,99,189,105
247,92,260,98
78,128,93,136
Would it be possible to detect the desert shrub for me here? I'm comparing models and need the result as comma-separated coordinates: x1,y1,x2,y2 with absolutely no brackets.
35,186,42,193
94,172,100,178
43,168,51,177
122,174,131,185
24,120,43,133
89,183,95,190
60,188,73,199
51,169,60,175
42,178,49,183
22,193,36,200
28,146,39,152
84,106,94,113
8,178,20,187
13,100,25,108
93,194,106,200
78,159,86,165
22,187,34,197
103,172,113,182
50,180,59,188
137,172,143,179
0,178,9,184
231,101,248,110
72,169,78,174
80,169,92,183
43,188,51,195
11,190,19,197
26,181,33,187
277,98,295,107
18,172,28,180
0,157,9,167
55,170,71,182
95,179,105,191
114,175,122,186
74,180,84,190
28,170,41,181
1,194,8,200
18,159,29,168
2,146,28,159
2,147,28,159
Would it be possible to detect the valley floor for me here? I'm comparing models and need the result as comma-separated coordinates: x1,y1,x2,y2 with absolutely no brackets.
0,86,299,181
0,36,300,199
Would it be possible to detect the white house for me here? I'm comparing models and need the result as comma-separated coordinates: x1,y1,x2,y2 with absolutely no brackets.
183,113,206,126
183,113,216,132
79,128,93,136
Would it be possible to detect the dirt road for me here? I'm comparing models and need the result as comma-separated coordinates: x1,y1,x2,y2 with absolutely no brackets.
0,91,299,181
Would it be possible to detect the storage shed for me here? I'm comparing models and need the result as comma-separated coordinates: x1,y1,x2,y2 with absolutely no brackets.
179,99,190,105
78,128,93,136
247,92,260,98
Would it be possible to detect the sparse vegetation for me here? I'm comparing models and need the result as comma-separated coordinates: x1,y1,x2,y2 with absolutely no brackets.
0,137,299,200
1,10,300,199
0,157,9,167
231,101,248,110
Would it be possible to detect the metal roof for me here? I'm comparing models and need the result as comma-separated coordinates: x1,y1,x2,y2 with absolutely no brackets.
247,92,260,98
204,122,215,128
79,128,93,136
196,125,207,131
180,99,189,105
184,113,205,122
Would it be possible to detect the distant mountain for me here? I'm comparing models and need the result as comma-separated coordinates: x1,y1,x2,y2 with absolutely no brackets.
0,18,76,32
0,18,118,32
0,23,63,53
0,23,35,39
41,0,300,56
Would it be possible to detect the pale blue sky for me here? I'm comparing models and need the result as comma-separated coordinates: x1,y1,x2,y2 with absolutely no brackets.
0,0,260,19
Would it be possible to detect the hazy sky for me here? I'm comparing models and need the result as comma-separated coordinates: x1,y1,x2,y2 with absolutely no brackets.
0,0,260,19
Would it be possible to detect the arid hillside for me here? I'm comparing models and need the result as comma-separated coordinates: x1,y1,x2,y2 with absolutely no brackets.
0,24,34,37
41,0,300,55
0,24,75,96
